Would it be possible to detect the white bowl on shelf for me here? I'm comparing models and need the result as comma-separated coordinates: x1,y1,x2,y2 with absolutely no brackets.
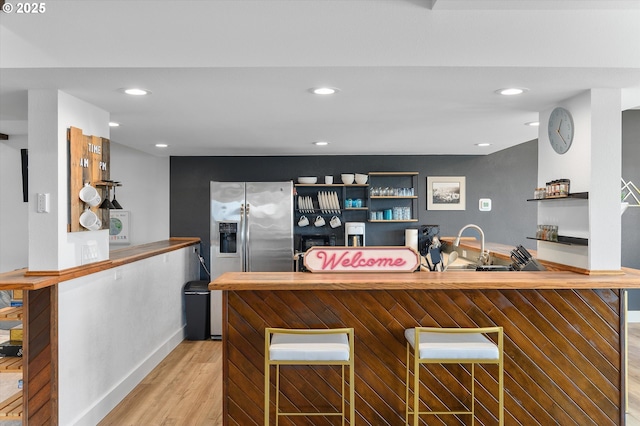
355,173,368,184
298,177,317,184
341,174,355,184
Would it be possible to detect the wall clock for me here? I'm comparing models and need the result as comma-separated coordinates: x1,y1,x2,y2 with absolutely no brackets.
547,106,574,154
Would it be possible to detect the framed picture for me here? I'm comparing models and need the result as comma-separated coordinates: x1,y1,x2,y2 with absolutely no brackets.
109,210,130,245
427,176,466,210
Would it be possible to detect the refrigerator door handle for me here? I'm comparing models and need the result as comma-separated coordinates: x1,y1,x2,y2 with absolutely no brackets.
245,203,251,271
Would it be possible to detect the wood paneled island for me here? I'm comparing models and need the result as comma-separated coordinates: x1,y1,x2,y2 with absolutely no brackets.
210,269,640,425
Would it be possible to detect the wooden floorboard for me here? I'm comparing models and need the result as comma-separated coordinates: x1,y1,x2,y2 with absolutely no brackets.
98,323,640,425
98,339,222,426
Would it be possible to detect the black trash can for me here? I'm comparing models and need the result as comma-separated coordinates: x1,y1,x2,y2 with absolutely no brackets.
184,280,211,340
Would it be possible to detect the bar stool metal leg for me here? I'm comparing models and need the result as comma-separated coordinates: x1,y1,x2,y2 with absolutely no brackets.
265,327,355,425
405,326,504,426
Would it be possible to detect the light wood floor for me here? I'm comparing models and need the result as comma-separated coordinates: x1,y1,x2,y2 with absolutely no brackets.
98,339,222,426
100,324,640,425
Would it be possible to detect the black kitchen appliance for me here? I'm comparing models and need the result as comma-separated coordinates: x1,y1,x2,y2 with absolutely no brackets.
299,234,336,252
296,234,336,271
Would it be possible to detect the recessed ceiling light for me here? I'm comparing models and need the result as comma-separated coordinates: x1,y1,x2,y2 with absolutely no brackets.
155,143,169,148
475,143,491,147
525,121,540,127
122,88,151,96
313,141,330,146
310,87,339,95
495,88,528,96
109,122,120,127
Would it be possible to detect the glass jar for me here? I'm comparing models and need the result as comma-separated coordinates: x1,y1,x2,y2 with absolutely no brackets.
559,179,570,196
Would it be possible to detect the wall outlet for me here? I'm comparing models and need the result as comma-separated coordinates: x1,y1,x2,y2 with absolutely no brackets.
37,193,50,213
114,269,123,280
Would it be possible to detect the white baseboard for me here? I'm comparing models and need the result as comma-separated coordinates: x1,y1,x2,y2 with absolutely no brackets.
628,310,640,323
74,327,186,426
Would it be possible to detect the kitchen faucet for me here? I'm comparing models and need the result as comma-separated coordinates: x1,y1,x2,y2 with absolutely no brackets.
453,224,490,265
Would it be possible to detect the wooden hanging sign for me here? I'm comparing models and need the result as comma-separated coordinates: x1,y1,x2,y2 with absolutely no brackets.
303,246,420,273
68,126,110,232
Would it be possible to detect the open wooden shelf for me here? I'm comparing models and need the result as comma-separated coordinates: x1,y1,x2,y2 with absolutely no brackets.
0,357,22,373
0,306,24,421
0,307,22,321
0,391,22,420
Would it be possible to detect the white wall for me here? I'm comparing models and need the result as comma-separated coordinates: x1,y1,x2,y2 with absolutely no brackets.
58,246,199,426
109,142,170,246
0,128,29,273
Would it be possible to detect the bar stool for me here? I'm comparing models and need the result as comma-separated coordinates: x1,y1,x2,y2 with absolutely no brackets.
404,326,503,426
265,327,355,426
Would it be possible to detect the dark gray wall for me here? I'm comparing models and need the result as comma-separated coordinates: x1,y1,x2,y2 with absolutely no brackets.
170,140,538,277
622,110,640,309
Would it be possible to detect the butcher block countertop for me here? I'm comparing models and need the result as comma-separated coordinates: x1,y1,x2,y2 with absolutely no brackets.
210,268,640,291
0,237,200,291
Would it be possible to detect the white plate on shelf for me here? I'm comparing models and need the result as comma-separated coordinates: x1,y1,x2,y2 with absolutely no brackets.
332,191,339,212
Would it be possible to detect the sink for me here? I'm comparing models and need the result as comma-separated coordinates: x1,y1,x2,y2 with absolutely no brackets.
474,264,515,272
445,264,515,272
445,264,478,271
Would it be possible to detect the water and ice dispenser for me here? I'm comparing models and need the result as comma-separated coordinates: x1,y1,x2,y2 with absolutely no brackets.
218,222,237,254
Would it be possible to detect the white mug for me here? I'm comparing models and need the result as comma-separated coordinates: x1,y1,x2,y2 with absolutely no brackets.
330,215,341,228
314,215,326,227
325,175,333,184
298,215,309,227
79,183,101,207
79,208,101,231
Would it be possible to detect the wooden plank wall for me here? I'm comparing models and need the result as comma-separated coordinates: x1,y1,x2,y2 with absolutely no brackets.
68,127,110,232
24,286,58,425
224,289,622,425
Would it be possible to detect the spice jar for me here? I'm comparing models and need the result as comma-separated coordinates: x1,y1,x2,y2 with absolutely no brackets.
559,179,570,196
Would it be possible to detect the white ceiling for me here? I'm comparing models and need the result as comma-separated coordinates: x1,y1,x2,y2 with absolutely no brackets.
1,0,640,156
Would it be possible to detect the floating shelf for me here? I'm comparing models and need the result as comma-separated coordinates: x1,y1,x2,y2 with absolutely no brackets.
295,184,369,187
526,236,589,246
370,196,418,199
527,192,589,201
369,219,418,223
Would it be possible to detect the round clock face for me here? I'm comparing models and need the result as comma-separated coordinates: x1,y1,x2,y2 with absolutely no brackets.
547,107,574,154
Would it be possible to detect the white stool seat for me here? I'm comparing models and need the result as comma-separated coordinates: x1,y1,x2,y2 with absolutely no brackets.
405,328,499,360
270,332,350,361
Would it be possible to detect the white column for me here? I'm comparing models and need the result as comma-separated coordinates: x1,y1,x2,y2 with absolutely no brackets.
28,90,110,271
588,89,621,271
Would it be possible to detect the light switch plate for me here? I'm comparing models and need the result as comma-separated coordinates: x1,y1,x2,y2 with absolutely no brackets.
479,198,492,211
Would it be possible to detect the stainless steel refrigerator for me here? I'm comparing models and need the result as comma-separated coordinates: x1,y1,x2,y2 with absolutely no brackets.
210,181,294,338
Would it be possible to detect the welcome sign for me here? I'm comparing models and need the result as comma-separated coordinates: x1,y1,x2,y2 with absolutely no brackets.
304,246,420,273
